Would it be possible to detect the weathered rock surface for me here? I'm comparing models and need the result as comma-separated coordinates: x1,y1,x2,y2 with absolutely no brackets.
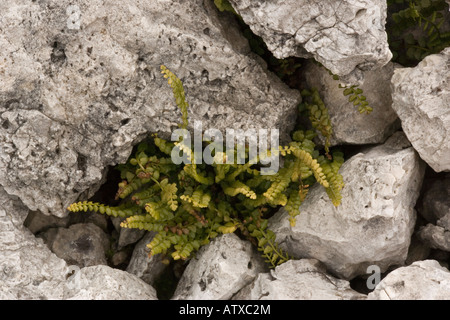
228,0,392,79
270,132,425,279
233,259,366,300
418,224,450,252
368,260,450,300
302,61,400,146
23,210,71,235
172,233,266,300
417,211,450,252
126,232,168,286
117,225,146,250
0,187,68,299
391,47,450,172
0,186,156,299
438,212,450,231
39,223,110,268
64,265,158,300
0,0,300,217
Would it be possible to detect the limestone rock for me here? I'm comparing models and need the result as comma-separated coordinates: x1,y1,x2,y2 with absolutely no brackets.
391,47,450,172
0,187,68,299
171,233,266,300
417,212,450,252
23,210,71,235
233,259,366,300
302,61,400,146
118,227,146,250
126,232,168,286
64,265,157,300
0,0,300,217
438,212,450,230
418,224,450,252
368,260,450,300
39,223,110,268
270,132,425,279
0,187,156,299
228,0,392,79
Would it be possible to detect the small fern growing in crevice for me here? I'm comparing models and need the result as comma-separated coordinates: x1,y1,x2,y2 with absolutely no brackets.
328,71,372,115
387,0,450,66
311,60,373,115
299,88,333,157
68,65,344,268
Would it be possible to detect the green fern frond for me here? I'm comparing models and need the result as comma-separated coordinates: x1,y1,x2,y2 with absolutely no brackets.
180,187,211,208
183,164,214,185
263,167,291,202
154,135,175,155
115,177,151,200
246,217,291,268
216,221,240,234
67,201,141,218
301,88,333,155
388,0,449,65
281,145,329,188
144,202,174,221
160,178,178,211
222,180,257,199
120,215,165,232
284,184,309,227
160,65,189,129
318,151,345,207
341,85,373,114
147,232,172,257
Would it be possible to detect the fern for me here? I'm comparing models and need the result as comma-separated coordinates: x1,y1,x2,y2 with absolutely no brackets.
308,61,373,115
159,178,178,211
243,212,291,268
222,180,257,199
68,201,141,218
68,65,345,269
318,151,345,207
340,85,373,115
180,187,212,208
300,88,333,155
160,65,189,129
387,0,450,65
284,184,309,227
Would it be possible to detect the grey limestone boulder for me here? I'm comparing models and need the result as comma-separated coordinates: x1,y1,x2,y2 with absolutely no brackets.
0,0,300,217
64,265,158,300
126,232,168,286
228,0,392,79
368,260,450,300
172,233,266,300
0,186,157,299
391,47,450,172
270,132,425,279
39,223,110,268
0,186,68,299
418,223,450,252
417,211,450,252
233,259,366,300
